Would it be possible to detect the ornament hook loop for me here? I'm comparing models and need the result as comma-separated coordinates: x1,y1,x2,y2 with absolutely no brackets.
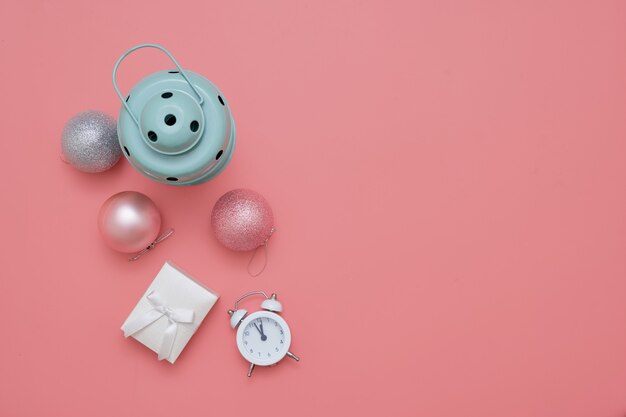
112,44,205,127
129,228,175,261
247,227,275,277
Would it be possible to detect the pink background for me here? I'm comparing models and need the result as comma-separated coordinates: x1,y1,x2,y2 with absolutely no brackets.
1,1,625,416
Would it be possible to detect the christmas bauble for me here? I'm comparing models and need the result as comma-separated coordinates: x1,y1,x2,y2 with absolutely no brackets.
98,191,161,253
61,111,121,173
211,189,274,252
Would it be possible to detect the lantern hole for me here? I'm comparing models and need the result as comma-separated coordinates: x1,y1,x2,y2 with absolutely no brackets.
164,114,177,126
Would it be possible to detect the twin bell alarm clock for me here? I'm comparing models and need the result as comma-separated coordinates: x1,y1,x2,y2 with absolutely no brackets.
112,44,235,185
228,292,300,377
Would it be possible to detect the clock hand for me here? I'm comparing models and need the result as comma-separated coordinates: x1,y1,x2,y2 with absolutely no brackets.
253,322,268,341
259,321,267,341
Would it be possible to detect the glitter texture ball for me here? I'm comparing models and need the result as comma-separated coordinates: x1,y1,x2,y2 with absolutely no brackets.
61,111,121,173
211,189,274,252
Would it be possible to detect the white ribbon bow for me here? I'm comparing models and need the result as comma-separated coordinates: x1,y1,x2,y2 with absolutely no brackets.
122,291,195,361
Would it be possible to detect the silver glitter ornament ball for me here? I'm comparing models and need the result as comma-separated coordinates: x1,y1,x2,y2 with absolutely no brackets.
61,111,121,173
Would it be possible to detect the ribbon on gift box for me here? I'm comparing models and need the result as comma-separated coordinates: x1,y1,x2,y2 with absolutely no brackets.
121,290,195,361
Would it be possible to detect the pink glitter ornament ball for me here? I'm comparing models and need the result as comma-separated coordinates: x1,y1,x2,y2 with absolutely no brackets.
211,189,274,252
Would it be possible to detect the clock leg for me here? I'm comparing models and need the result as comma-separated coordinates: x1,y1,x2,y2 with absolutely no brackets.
247,363,255,377
286,351,300,362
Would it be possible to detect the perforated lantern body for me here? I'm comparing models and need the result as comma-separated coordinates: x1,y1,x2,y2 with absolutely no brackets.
114,45,235,186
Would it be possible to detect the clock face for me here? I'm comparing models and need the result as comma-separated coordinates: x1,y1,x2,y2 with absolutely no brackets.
236,311,291,366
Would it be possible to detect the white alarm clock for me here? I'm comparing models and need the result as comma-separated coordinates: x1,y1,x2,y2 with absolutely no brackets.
228,291,300,377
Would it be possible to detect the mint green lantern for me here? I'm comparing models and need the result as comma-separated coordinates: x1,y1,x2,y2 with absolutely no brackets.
112,44,235,185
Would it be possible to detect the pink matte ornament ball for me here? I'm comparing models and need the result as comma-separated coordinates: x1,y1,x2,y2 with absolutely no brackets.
211,189,274,252
98,191,162,253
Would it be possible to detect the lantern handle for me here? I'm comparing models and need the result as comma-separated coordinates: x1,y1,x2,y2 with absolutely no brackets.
112,43,204,126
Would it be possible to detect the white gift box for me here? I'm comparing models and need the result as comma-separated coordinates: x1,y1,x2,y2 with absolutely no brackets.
121,261,219,363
